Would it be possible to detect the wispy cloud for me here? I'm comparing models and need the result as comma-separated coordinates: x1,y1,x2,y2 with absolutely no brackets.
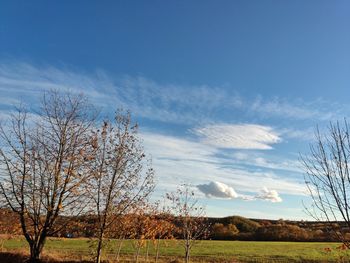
230,152,302,173
280,127,317,142
193,124,281,150
0,62,242,124
118,76,243,123
0,61,346,128
250,96,340,121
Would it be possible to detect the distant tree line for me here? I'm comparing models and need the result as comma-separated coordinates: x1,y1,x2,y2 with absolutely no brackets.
208,216,349,242
1,208,348,243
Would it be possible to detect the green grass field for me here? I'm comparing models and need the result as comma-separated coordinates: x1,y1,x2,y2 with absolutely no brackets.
1,237,350,262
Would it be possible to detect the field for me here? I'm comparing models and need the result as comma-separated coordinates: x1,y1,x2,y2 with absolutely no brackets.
1,237,350,262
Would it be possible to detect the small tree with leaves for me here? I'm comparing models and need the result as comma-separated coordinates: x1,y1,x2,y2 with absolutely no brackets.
130,203,155,263
166,184,210,263
110,213,137,262
128,201,174,263
87,110,155,263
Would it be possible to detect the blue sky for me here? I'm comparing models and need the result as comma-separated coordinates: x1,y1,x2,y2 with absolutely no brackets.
1,1,350,219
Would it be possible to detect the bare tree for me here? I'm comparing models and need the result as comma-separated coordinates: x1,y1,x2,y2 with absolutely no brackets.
0,91,96,262
302,120,350,246
87,110,154,263
166,184,209,263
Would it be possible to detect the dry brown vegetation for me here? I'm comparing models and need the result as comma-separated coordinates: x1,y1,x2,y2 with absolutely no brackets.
0,251,239,263
0,208,348,242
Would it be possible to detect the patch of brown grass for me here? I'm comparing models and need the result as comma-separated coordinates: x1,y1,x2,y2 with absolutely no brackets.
0,251,240,263
0,251,27,263
0,251,97,263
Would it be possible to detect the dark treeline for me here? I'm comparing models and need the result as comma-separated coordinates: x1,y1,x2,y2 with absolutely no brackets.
1,208,348,242
208,216,346,242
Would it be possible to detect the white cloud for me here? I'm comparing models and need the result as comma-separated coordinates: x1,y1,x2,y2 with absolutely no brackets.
193,124,281,150
197,181,238,199
197,181,283,203
255,187,282,203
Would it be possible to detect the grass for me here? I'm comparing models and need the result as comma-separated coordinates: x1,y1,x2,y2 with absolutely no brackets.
1,237,350,262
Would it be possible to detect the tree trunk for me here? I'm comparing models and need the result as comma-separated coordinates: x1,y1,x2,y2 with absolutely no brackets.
96,232,104,263
185,239,190,263
185,248,190,263
155,238,160,263
116,237,124,262
135,243,141,263
146,240,150,262
29,243,42,263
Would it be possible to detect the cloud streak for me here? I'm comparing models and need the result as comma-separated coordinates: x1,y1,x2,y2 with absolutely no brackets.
194,124,281,150
0,62,346,127
250,96,340,121
230,152,302,173
0,62,242,124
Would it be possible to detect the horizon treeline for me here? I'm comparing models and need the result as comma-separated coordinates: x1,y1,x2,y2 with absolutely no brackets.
0,208,347,243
